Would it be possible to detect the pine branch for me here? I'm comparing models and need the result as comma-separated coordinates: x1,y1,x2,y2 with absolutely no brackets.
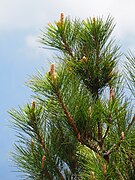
62,40,74,58
34,128,64,179
55,89,100,153
31,102,64,180
103,132,125,162
57,13,74,58
55,90,81,141
48,64,101,154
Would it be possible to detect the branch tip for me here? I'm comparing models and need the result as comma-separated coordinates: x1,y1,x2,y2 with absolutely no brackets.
60,12,64,24
80,56,87,63
31,139,34,146
120,131,124,141
93,17,96,24
42,155,46,170
49,63,56,82
32,100,36,109
110,87,114,101
103,163,107,175
91,171,95,180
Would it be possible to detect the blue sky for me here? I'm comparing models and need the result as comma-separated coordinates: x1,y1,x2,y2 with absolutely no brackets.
0,0,135,179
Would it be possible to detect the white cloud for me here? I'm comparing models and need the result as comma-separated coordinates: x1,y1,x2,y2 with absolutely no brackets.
0,0,135,35
26,35,38,49
1,0,135,52
24,35,43,59
23,34,52,64
0,0,51,30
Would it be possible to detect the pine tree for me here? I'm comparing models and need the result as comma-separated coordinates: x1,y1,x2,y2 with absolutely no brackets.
9,13,135,179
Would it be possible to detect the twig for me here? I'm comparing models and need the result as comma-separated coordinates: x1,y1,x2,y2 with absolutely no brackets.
56,91,81,141
98,122,102,144
103,126,110,139
34,128,64,179
62,40,74,58
110,87,115,101
127,115,135,132
30,103,64,180
42,170,53,180
103,131,125,161
59,17,74,58
55,90,100,153
82,140,100,153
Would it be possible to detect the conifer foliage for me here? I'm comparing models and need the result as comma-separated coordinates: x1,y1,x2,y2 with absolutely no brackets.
9,14,135,179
